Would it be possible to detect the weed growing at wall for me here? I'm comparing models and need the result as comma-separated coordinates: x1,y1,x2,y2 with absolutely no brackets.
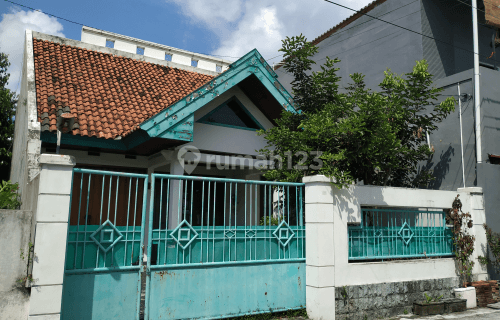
423,293,443,304
478,224,500,274
226,308,308,319
18,241,35,287
260,215,286,226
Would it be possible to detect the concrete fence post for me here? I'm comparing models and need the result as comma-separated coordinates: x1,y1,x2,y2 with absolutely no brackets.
303,175,336,320
457,187,488,281
29,154,75,319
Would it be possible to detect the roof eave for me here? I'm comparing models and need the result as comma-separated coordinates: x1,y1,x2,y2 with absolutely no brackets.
139,49,296,141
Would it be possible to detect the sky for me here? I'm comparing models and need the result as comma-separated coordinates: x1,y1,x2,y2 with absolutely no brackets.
0,0,373,92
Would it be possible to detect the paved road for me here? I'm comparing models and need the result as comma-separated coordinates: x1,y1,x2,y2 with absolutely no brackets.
270,307,500,320
392,306,500,320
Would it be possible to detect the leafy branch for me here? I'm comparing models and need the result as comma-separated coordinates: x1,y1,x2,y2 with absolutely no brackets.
478,223,500,274
0,180,21,209
450,195,475,287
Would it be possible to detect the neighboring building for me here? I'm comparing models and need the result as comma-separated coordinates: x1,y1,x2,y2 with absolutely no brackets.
276,0,500,233
80,26,231,74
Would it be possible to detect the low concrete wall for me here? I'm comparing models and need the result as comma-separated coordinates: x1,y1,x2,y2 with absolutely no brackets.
335,277,460,320
303,175,488,320
0,209,33,320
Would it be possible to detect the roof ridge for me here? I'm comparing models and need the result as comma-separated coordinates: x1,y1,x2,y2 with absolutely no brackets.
32,31,220,77
33,37,213,78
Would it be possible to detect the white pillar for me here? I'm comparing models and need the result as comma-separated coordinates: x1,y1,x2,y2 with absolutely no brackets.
29,154,75,320
168,157,184,229
458,187,488,281
303,175,335,320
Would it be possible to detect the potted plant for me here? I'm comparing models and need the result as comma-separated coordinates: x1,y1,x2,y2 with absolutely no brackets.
449,195,477,308
442,298,467,313
413,293,445,316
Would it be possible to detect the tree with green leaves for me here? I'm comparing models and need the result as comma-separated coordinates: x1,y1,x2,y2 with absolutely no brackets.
259,35,455,188
0,52,16,182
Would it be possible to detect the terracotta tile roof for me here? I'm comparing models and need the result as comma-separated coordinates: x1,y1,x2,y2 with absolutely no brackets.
33,38,214,139
274,0,386,70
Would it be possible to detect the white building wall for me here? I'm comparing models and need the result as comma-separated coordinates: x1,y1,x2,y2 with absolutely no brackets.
40,148,149,169
80,26,232,73
171,54,192,66
190,87,273,156
11,30,42,213
144,47,165,60
113,38,138,54
197,60,217,72
80,31,105,47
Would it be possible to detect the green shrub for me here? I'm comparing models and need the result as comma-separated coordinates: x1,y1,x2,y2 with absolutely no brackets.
0,180,21,209
259,215,286,226
478,223,500,274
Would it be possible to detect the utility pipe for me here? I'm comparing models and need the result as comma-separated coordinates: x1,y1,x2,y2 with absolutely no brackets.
458,83,466,188
472,0,482,164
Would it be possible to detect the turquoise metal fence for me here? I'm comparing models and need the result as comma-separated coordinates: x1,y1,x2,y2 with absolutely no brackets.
348,208,454,260
62,169,148,320
145,174,306,319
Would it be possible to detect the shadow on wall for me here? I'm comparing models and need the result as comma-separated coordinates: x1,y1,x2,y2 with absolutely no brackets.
418,145,455,189
332,185,385,224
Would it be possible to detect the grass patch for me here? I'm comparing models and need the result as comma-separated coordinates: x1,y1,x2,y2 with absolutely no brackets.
226,308,307,320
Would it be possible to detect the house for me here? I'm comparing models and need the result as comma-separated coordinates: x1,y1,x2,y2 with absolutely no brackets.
276,0,500,236
11,26,297,214
10,27,305,319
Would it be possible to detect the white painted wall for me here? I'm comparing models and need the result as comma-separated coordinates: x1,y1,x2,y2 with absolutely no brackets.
172,54,193,67
81,26,231,73
11,30,42,213
197,60,217,72
303,175,488,320
80,31,105,47
191,87,273,156
113,38,138,54
144,47,165,60
41,147,149,169
0,210,32,320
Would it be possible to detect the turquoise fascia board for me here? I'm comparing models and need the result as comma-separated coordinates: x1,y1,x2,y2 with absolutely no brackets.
197,96,265,131
40,129,151,151
140,49,296,141
157,114,193,141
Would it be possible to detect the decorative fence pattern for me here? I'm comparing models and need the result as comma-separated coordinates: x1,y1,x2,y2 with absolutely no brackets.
144,174,306,319
348,208,454,260
62,169,148,320
147,174,305,267
65,169,148,271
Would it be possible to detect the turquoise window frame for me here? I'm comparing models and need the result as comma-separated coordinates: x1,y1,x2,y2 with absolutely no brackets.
197,96,265,132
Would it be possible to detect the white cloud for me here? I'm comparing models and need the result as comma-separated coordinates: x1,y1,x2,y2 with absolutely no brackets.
168,0,373,63
0,9,65,92
168,0,243,38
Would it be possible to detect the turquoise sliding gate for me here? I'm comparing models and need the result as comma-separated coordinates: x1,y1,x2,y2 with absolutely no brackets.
61,169,305,319
144,174,306,320
61,169,148,320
